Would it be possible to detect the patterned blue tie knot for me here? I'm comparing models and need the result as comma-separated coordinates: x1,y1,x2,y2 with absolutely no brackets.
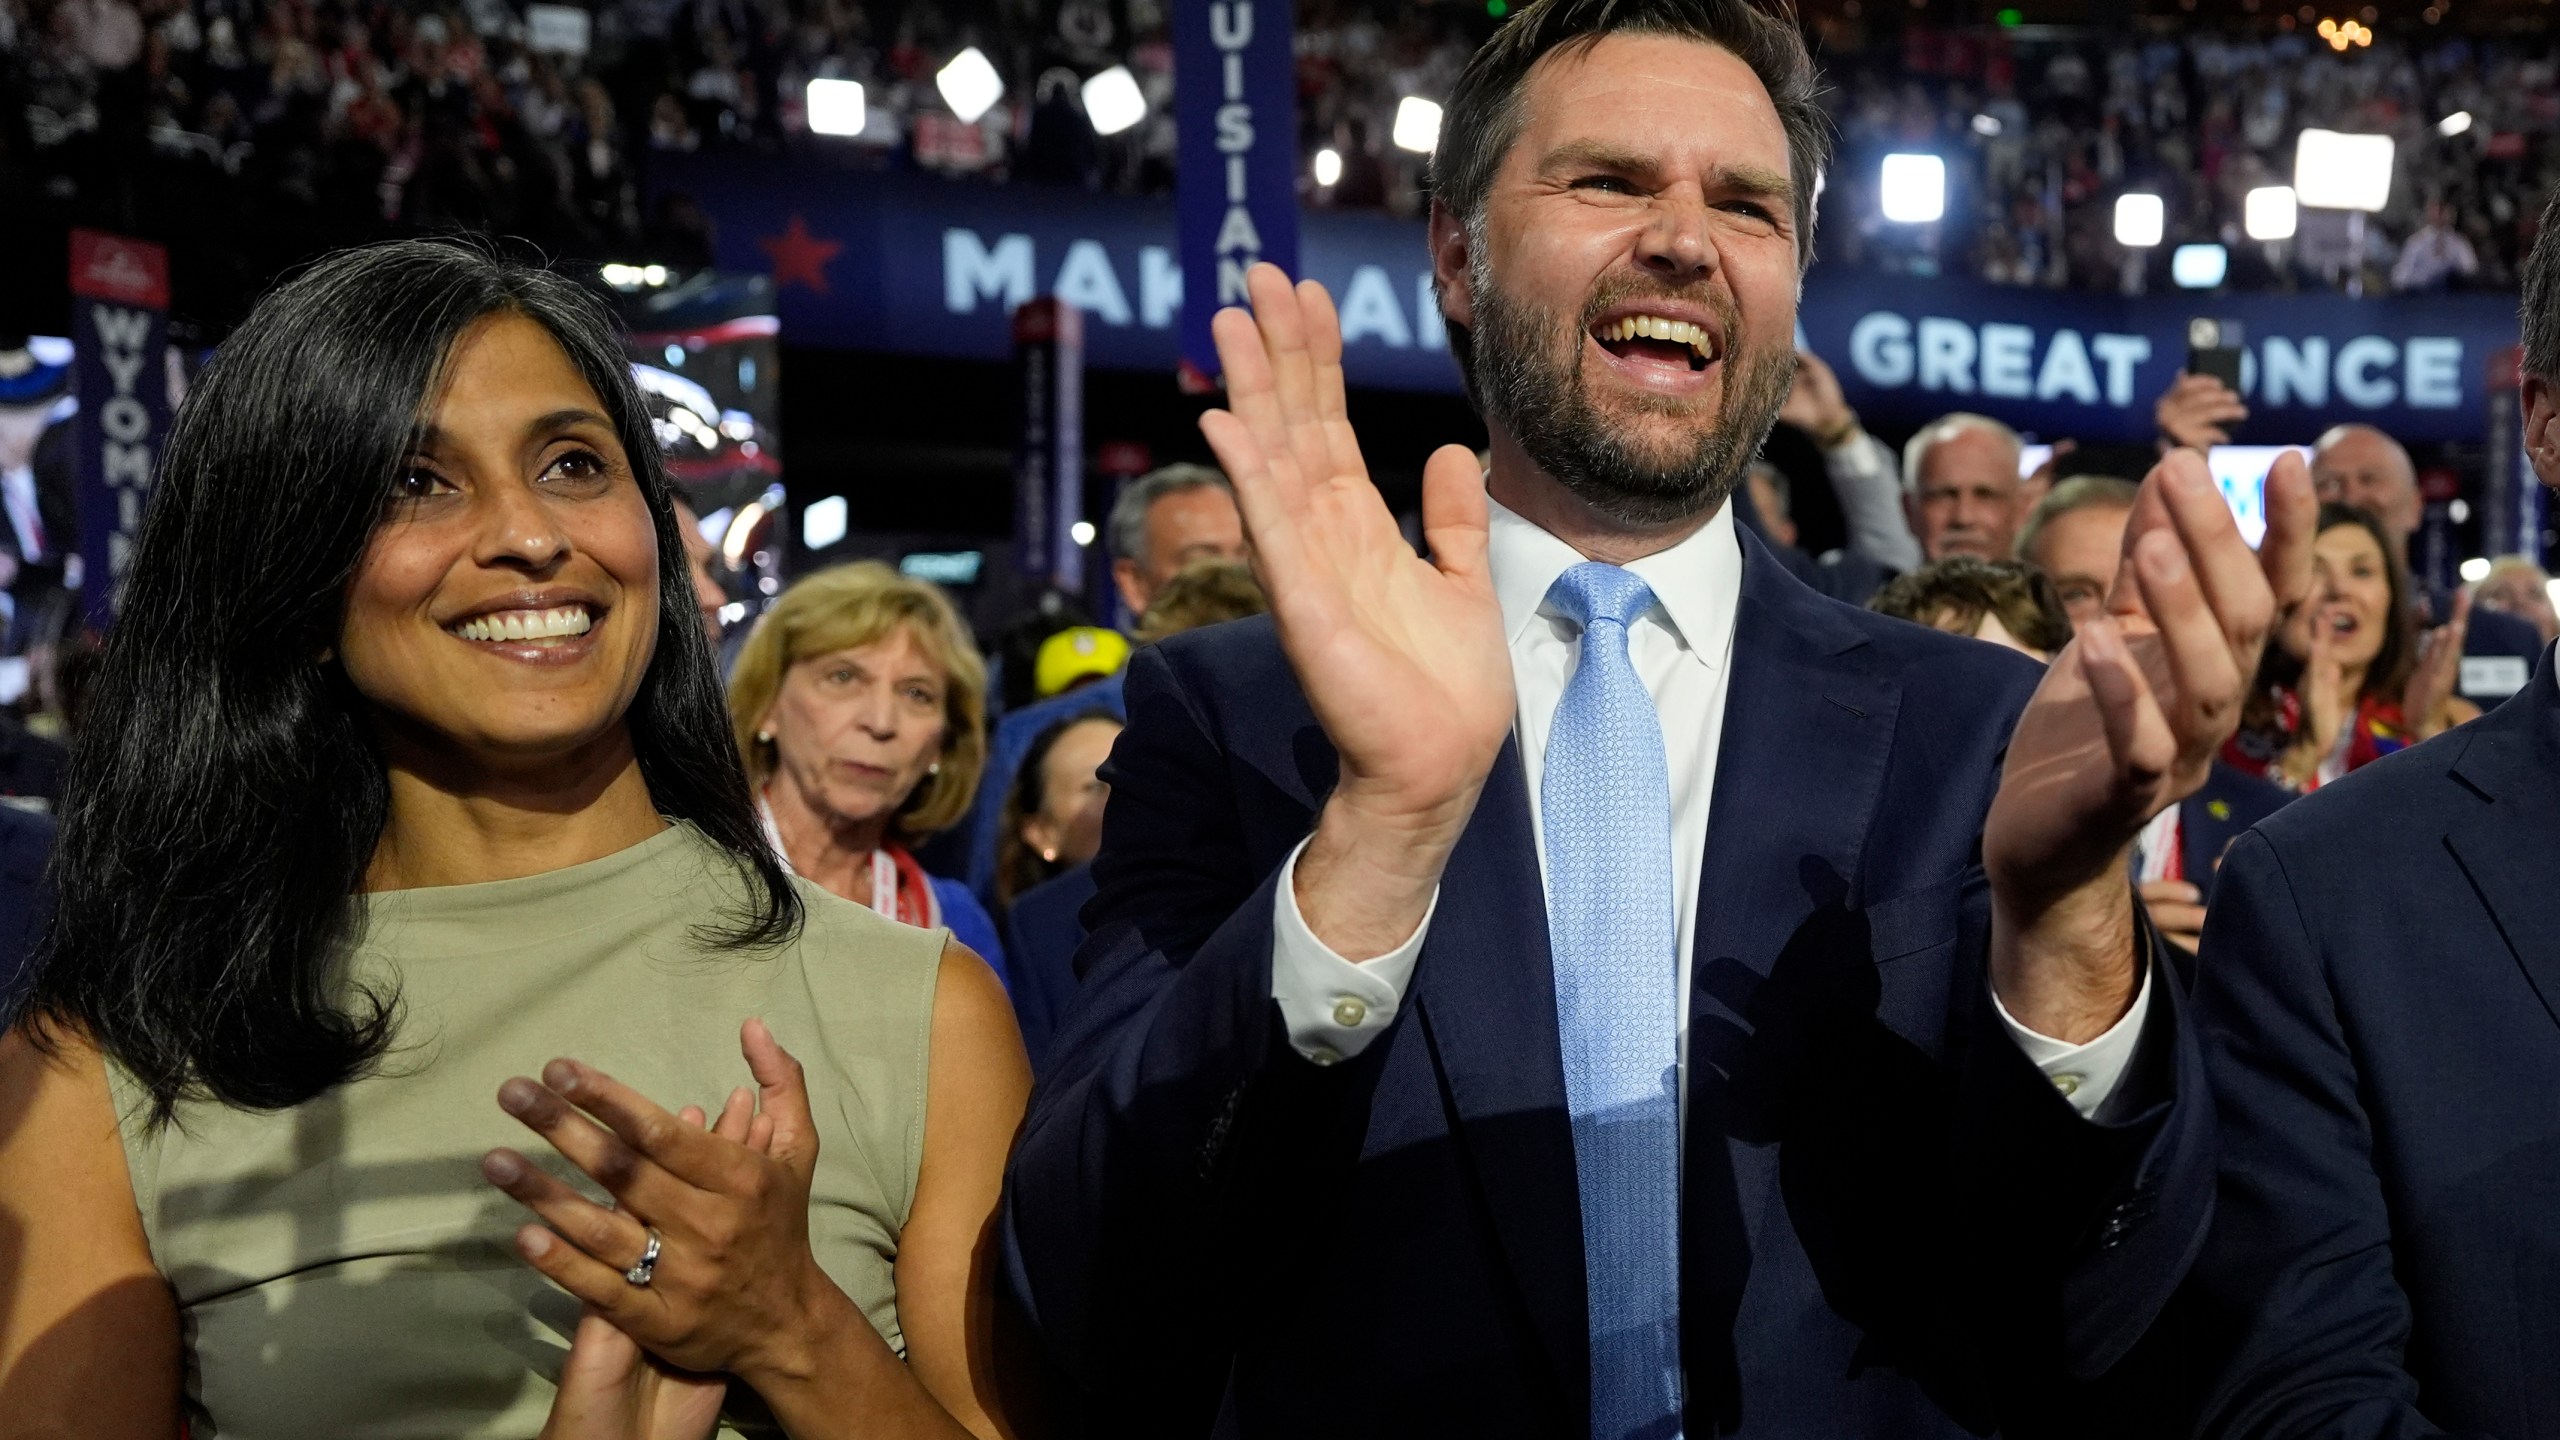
1548,562,1658,635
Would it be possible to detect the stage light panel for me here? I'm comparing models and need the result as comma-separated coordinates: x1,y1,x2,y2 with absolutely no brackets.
1879,153,1946,224
1393,96,1443,154
802,495,849,552
806,78,866,137
1081,65,1145,136
2245,185,2299,240
2115,192,2165,248
2294,129,2395,212
937,46,1005,124
2172,243,2228,288
1313,147,1343,187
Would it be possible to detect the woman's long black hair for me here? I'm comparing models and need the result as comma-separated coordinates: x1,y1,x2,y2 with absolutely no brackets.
23,238,801,1122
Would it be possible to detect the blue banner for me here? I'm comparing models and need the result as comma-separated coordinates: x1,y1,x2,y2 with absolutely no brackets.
660,161,2526,445
69,229,172,631
1175,0,1299,384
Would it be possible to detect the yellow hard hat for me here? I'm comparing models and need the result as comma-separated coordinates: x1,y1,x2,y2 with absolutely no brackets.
1034,626,1131,699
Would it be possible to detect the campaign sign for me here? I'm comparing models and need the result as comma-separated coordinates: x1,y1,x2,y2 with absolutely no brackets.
69,229,171,630
659,160,2524,445
1175,0,1298,385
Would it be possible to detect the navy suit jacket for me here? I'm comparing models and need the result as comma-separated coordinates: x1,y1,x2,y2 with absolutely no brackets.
1003,861,1099,1076
1001,528,2210,1439
2178,763,2293,905
2165,648,2560,1437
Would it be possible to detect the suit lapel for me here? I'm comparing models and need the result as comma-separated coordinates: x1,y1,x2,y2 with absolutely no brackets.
2442,675,2560,1031
1410,735,1588,1413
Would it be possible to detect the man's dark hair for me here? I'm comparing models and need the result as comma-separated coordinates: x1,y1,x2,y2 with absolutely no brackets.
25,239,800,1122
2523,184,2560,381
1431,0,1831,394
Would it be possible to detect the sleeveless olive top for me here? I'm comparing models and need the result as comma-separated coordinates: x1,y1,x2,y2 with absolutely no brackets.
107,823,947,1438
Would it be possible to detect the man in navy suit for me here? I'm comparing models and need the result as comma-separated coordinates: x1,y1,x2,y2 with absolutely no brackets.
2140,186,2560,1438
1001,2,2312,1435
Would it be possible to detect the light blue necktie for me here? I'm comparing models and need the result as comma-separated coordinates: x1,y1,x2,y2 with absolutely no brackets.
1542,562,1684,1440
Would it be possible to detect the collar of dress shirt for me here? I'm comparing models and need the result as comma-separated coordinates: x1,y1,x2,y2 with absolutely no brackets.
1484,489,1741,670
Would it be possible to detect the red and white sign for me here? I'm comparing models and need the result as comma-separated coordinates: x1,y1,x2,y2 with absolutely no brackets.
69,229,169,310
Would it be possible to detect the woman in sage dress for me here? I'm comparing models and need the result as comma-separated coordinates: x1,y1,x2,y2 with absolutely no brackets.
0,241,1030,1439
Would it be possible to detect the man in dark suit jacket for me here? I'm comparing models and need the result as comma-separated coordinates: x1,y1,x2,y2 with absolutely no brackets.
2144,187,2560,1438
1000,4,2312,1435
1001,860,1097,1075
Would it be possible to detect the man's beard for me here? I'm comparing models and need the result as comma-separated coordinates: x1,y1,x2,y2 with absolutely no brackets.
1470,264,1795,529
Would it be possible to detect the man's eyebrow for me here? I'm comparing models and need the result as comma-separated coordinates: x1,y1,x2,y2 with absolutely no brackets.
1540,139,1659,175
1538,142,1795,203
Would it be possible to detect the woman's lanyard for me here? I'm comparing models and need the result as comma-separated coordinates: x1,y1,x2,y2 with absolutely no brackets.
760,788,943,930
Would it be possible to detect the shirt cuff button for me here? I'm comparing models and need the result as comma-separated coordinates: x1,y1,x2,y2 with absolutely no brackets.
1331,996,1370,1028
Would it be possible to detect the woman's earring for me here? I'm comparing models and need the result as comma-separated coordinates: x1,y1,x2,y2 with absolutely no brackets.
1041,847,1059,863
756,729,773,744
927,760,942,776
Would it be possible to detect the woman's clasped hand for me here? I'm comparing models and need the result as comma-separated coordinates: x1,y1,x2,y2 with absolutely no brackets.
486,1018,876,1432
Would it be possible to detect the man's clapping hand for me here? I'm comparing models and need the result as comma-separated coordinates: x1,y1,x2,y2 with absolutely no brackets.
1196,263,1514,959
1984,448,2316,1041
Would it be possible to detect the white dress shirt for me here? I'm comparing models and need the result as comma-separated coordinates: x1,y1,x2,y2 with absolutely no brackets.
1268,495,2149,1117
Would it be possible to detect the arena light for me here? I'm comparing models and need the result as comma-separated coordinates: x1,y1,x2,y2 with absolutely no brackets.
1080,65,1145,136
1392,96,1443,154
1069,520,1098,547
1878,153,1946,224
2294,129,2395,212
2114,192,2165,248
2460,556,2492,584
802,494,849,552
1313,147,1343,187
2437,110,2474,137
1969,112,2002,137
2245,185,2299,240
2172,242,2229,288
805,78,866,137
937,46,1005,124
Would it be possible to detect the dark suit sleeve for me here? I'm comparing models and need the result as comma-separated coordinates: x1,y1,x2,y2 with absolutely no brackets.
2179,830,2460,1440
1000,644,1372,1414
1955,898,2220,1420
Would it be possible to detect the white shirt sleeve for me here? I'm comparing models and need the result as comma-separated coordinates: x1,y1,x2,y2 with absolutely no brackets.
1992,958,2156,1119
1822,430,1925,574
1268,836,1437,1065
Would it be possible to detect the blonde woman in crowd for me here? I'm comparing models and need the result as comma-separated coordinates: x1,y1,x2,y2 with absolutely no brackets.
728,562,1009,978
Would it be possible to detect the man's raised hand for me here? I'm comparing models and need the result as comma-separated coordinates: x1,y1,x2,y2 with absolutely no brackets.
1197,263,1513,959
1983,448,2316,1041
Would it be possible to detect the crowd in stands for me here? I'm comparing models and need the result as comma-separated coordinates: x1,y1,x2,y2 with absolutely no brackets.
5,0,2553,299
1824,26,2560,294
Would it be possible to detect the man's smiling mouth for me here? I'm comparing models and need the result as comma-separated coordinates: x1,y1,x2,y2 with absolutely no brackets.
1593,313,1716,372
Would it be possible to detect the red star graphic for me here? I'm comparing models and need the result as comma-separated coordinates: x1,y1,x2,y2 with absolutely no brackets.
760,216,842,295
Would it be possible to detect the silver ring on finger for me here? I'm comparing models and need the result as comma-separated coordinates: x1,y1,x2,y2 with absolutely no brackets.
623,1226,663,1288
